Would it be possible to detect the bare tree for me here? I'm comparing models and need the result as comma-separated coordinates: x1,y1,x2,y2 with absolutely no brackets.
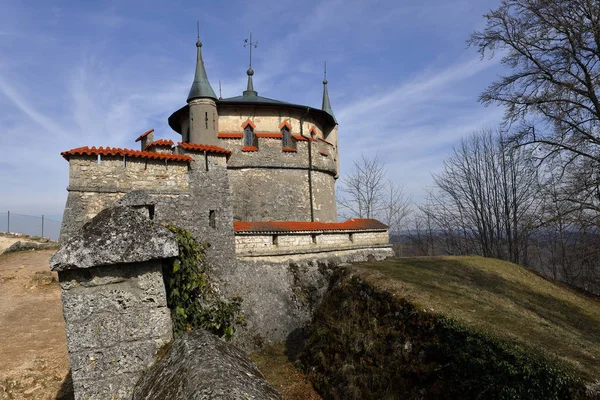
337,154,387,219
381,180,412,256
469,0,600,214
430,129,540,265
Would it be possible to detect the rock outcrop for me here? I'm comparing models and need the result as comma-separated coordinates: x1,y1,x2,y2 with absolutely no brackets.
133,329,282,400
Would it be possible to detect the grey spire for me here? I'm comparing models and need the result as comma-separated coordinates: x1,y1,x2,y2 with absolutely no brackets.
322,62,336,122
242,33,258,97
187,31,217,102
243,67,258,97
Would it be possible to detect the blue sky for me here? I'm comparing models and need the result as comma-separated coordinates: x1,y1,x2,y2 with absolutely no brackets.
0,0,505,217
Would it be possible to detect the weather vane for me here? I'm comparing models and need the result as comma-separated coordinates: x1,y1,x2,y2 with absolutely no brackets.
243,33,258,68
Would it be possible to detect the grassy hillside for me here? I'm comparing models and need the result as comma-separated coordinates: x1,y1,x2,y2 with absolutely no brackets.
354,256,600,381
300,256,600,399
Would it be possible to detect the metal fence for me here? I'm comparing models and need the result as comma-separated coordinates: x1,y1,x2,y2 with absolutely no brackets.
0,212,61,240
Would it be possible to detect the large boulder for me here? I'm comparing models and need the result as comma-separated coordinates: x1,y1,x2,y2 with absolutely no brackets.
133,329,282,400
50,206,178,271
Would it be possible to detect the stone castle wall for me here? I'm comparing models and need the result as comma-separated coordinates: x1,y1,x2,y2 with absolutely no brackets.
235,230,390,256
60,152,236,270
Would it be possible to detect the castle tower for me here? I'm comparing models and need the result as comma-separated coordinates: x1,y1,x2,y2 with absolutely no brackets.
187,34,219,146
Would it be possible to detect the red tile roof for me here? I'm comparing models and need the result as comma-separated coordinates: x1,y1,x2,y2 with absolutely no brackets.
282,147,297,152
292,135,317,142
135,128,154,142
61,146,192,162
256,132,283,139
177,142,232,155
233,219,389,233
319,151,329,157
143,139,174,151
218,133,244,139
241,146,259,152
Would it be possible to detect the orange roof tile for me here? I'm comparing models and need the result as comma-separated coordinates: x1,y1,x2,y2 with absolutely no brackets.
143,139,174,151
292,135,308,141
256,132,283,139
234,219,389,233
241,146,259,152
241,119,256,129
279,121,292,131
177,142,232,155
282,147,297,152
218,133,244,139
60,146,192,162
319,151,328,157
135,128,154,142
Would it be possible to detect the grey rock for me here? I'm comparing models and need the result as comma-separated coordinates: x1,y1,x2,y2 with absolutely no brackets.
133,329,282,400
116,190,156,207
2,240,59,254
50,207,178,271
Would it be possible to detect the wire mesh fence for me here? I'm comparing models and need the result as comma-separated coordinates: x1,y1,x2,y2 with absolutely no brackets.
0,212,61,240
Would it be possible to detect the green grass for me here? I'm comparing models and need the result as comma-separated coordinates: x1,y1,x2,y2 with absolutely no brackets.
352,256,600,382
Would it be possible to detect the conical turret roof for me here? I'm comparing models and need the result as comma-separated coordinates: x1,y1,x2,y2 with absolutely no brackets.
187,38,217,102
321,62,336,123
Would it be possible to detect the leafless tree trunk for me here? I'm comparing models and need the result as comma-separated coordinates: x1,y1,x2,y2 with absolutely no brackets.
430,129,540,265
381,180,412,256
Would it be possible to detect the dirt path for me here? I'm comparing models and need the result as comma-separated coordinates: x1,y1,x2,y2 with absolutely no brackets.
0,249,317,400
0,250,71,400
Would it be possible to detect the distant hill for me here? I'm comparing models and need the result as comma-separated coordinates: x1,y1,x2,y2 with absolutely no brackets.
301,256,600,399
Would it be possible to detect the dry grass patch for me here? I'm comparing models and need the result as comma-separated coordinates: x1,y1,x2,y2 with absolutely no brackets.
353,256,600,381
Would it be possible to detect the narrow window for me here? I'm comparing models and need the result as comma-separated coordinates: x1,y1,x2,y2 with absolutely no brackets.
244,125,257,147
209,210,216,228
281,126,295,149
272,235,279,246
349,233,354,243
204,153,209,171
205,112,208,129
311,234,318,244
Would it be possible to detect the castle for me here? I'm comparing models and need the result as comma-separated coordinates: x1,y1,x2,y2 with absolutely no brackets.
58,34,391,262
53,34,393,399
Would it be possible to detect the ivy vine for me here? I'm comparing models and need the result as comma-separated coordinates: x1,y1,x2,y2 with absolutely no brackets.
163,225,245,340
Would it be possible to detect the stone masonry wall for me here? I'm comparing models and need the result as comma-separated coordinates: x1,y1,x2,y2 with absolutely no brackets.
60,152,236,271
51,206,178,399
60,155,189,242
58,262,172,399
235,230,390,256
225,135,337,222
221,246,394,349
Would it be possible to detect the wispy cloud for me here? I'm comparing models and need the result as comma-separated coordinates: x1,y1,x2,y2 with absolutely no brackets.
0,76,66,138
0,0,505,216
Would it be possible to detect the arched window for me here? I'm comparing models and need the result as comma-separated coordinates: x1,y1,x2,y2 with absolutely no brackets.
281,126,295,149
244,125,256,147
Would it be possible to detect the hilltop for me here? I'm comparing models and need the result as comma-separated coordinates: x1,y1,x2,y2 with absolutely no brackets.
300,256,600,399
